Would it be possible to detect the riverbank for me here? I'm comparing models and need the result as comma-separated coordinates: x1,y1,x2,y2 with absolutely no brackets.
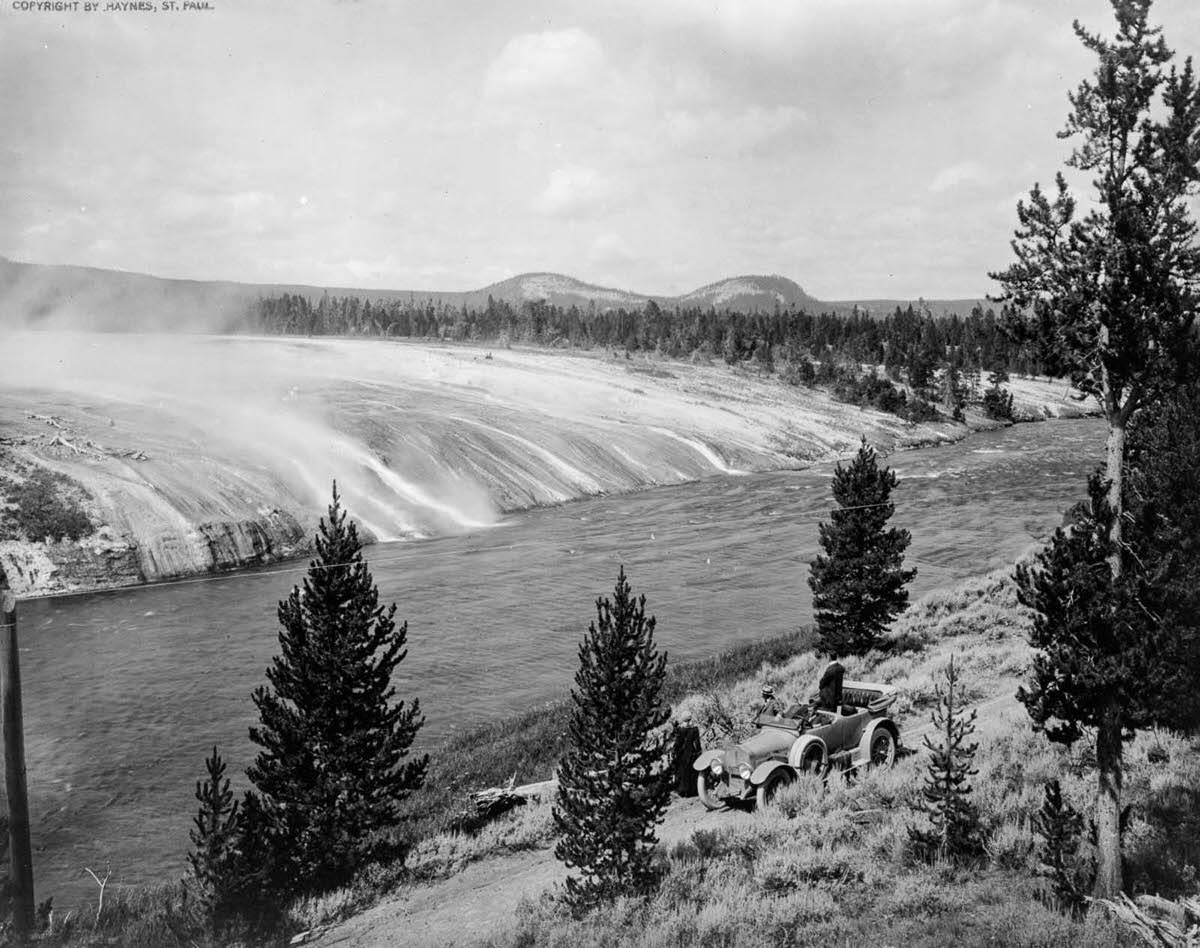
298,570,1195,948
0,333,1095,597
49,565,1195,947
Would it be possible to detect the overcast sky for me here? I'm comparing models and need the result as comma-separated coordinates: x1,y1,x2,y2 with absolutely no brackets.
4,0,1200,299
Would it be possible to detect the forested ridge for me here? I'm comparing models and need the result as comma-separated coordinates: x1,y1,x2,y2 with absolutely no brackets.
243,293,1048,380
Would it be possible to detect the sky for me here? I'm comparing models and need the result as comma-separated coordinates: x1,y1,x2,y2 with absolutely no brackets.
3,0,1200,300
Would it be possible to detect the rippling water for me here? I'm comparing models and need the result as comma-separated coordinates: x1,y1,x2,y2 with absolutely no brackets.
18,417,1103,905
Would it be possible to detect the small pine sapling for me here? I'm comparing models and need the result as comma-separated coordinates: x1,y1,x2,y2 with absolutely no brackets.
188,745,241,930
1033,779,1088,918
908,656,983,864
554,566,673,912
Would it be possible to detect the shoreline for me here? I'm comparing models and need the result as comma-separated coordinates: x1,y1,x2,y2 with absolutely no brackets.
0,336,1098,600
3,406,1097,604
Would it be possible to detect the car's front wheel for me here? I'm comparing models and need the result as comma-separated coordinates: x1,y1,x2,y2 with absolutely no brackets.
755,768,795,809
869,728,897,768
697,770,724,810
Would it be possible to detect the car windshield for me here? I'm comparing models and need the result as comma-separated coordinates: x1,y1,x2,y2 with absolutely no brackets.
754,707,809,729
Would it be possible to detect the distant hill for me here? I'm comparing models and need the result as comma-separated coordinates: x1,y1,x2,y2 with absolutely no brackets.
0,255,991,330
675,274,821,312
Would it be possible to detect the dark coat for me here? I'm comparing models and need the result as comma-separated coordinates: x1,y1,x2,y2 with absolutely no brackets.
673,725,702,796
817,660,845,711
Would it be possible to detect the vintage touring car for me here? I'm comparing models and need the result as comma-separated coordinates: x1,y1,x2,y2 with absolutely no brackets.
693,679,901,809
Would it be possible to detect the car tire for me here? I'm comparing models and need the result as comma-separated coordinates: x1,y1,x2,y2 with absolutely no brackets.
797,741,826,775
869,728,897,768
697,771,724,811
755,768,795,809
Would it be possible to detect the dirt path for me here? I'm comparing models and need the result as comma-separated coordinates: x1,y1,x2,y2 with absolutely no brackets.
308,801,762,948
309,692,1019,948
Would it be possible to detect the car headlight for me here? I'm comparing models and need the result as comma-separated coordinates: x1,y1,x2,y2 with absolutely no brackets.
710,760,723,775
739,764,752,780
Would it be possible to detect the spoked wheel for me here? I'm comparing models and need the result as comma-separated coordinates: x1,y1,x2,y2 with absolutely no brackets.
797,741,827,776
697,770,725,811
869,728,897,768
755,768,795,809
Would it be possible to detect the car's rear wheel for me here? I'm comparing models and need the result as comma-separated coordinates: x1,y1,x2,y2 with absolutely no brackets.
869,728,897,768
755,768,795,809
697,771,724,811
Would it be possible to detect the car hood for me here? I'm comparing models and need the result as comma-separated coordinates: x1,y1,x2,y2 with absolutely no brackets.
722,725,795,769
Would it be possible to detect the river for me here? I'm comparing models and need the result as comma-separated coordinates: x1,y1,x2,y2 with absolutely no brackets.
17,416,1103,905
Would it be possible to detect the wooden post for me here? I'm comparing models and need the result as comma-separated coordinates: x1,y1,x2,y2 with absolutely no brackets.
0,566,34,940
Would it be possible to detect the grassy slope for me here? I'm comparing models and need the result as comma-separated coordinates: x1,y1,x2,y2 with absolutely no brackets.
38,569,1200,946
316,571,1199,948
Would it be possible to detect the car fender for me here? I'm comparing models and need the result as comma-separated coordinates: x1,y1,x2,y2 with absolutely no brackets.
856,718,899,764
749,759,792,787
693,749,725,772
787,734,828,771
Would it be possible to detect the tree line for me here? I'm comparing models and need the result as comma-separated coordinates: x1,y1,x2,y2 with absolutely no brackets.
243,292,1036,425
241,291,1055,381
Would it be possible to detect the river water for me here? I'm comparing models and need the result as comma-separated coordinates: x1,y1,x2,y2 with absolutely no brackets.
17,417,1103,905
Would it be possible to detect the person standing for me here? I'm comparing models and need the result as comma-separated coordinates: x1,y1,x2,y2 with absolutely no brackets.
817,656,845,711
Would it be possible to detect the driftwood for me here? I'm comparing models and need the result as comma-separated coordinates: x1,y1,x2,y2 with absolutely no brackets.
46,434,97,456
1098,893,1200,947
471,776,557,821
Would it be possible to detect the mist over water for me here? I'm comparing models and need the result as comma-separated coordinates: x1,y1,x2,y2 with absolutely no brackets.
6,328,935,593
16,416,1104,906
3,332,502,544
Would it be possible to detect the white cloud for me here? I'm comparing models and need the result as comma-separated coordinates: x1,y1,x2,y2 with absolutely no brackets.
483,28,605,102
930,161,989,193
588,232,635,267
665,105,807,155
533,166,617,218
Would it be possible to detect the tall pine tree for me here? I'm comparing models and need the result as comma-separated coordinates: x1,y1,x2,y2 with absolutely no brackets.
991,0,1200,897
808,438,916,656
243,483,427,896
1015,474,1185,893
553,566,673,911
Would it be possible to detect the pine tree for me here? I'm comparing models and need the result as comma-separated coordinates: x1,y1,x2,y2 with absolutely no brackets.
991,0,1200,896
244,483,428,896
188,746,241,931
808,438,916,656
982,383,1015,421
553,566,673,911
908,656,983,864
1033,779,1087,917
1015,474,1184,895
1125,383,1200,731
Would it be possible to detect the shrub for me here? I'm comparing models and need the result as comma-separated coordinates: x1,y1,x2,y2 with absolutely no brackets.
983,385,1016,421
779,359,816,387
902,397,942,423
1,469,92,541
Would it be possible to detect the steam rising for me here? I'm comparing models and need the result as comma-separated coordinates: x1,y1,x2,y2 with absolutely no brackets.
2,332,499,544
